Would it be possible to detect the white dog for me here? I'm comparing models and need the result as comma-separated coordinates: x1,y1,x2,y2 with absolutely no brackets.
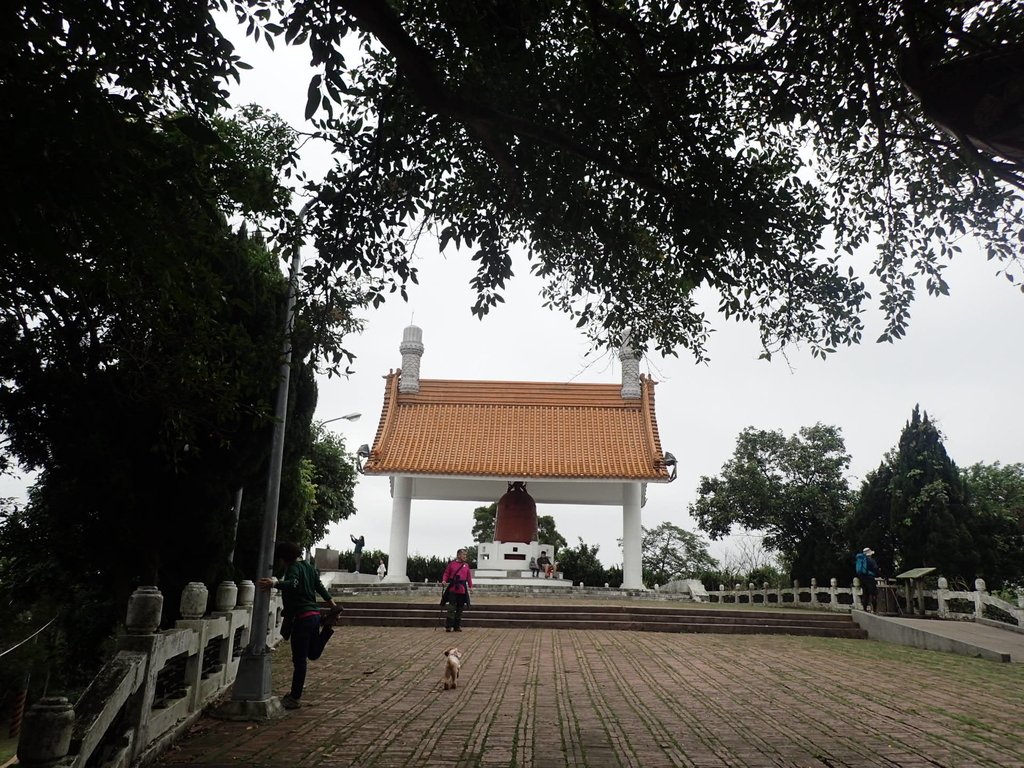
442,647,462,690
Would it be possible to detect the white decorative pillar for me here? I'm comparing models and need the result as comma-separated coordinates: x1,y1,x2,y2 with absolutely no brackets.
385,475,413,583
621,481,643,589
619,333,641,399
399,325,424,394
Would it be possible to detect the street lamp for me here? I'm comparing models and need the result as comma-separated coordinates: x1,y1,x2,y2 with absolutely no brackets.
320,413,361,426
226,200,313,719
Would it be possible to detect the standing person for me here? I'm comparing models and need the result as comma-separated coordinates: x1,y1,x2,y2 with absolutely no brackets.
377,559,387,581
440,548,473,633
258,541,342,710
350,533,365,573
855,546,880,612
528,556,539,578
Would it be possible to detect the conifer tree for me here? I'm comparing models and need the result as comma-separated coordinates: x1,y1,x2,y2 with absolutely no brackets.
855,406,979,582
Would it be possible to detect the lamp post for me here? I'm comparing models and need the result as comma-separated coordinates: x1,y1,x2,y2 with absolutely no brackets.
320,413,361,426
226,201,313,718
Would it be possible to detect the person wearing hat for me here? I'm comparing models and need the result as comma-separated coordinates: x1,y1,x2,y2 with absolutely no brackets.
856,547,880,612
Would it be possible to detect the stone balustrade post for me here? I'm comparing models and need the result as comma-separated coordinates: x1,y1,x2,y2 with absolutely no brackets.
213,581,238,613
852,577,861,609
237,580,256,608
126,586,163,634
792,580,799,605
936,576,950,617
810,578,818,605
829,578,839,609
180,582,209,620
974,578,987,620
16,696,74,767
762,582,770,605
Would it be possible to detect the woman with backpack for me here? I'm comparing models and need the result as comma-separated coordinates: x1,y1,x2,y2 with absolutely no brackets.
856,547,880,612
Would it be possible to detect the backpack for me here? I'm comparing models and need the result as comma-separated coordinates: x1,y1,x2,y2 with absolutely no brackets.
855,552,869,576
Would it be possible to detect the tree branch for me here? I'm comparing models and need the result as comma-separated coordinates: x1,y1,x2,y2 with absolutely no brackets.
335,0,675,197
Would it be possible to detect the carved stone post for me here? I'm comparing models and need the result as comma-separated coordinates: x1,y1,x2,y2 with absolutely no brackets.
214,581,239,612
180,582,209,620
16,696,74,767
237,580,256,607
974,578,987,620
829,577,839,609
810,578,818,606
936,576,949,617
126,586,163,634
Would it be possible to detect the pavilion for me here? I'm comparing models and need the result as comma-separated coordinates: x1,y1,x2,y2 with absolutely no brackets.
360,325,676,589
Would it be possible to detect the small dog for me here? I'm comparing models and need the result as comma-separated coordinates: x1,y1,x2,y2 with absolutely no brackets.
442,647,462,690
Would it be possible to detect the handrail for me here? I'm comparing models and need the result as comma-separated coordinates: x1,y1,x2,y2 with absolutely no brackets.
0,614,58,659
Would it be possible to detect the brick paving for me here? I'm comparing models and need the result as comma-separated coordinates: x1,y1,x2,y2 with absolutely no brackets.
159,626,1024,768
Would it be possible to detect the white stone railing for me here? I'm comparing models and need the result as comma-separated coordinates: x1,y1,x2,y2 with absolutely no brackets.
705,577,1024,628
706,578,859,611
933,578,1024,628
16,581,285,768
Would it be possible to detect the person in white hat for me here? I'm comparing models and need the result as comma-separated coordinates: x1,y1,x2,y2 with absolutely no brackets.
856,547,880,612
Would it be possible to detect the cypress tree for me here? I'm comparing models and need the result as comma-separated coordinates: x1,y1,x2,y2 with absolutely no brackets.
887,406,977,582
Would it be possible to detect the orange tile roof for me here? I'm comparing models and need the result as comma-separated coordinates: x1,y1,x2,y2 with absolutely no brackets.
363,373,671,481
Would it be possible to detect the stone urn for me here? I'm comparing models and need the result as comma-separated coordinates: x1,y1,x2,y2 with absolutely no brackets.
213,580,238,612
18,697,74,765
180,581,209,620
126,586,163,634
237,580,256,607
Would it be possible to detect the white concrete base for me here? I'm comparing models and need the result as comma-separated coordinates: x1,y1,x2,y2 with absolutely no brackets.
209,697,287,721
473,576,573,588
320,570,384,588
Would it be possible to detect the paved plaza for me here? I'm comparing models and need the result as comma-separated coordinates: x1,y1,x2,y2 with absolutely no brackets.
159,625,1024,767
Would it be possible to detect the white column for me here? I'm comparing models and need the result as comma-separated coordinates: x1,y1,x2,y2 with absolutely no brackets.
384,476,412,583
621,482,644,589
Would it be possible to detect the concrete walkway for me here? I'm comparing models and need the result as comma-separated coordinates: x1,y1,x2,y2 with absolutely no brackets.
159,626,1024,767
853,610,1024,662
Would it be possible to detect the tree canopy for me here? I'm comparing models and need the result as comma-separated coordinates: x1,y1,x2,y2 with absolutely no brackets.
9,1,1023,367
641,522,718,586
690,424,854,580
2,0,367,686
250,0,1024,361
963,462,1024,588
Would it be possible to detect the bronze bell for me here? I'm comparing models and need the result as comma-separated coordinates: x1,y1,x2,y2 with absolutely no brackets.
494,482,537,543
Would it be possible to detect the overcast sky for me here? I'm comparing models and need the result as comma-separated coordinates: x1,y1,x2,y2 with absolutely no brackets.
5,19,1022,571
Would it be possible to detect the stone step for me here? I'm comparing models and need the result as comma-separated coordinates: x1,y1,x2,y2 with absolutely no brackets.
333,602,867,639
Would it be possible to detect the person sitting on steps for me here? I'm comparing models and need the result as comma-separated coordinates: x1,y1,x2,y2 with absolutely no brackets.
536,551,554,578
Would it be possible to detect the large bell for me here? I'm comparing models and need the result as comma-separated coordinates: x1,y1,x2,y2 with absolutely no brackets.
494,482,537,543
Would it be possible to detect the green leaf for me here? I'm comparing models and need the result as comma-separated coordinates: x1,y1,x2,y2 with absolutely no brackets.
305,75,322,121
